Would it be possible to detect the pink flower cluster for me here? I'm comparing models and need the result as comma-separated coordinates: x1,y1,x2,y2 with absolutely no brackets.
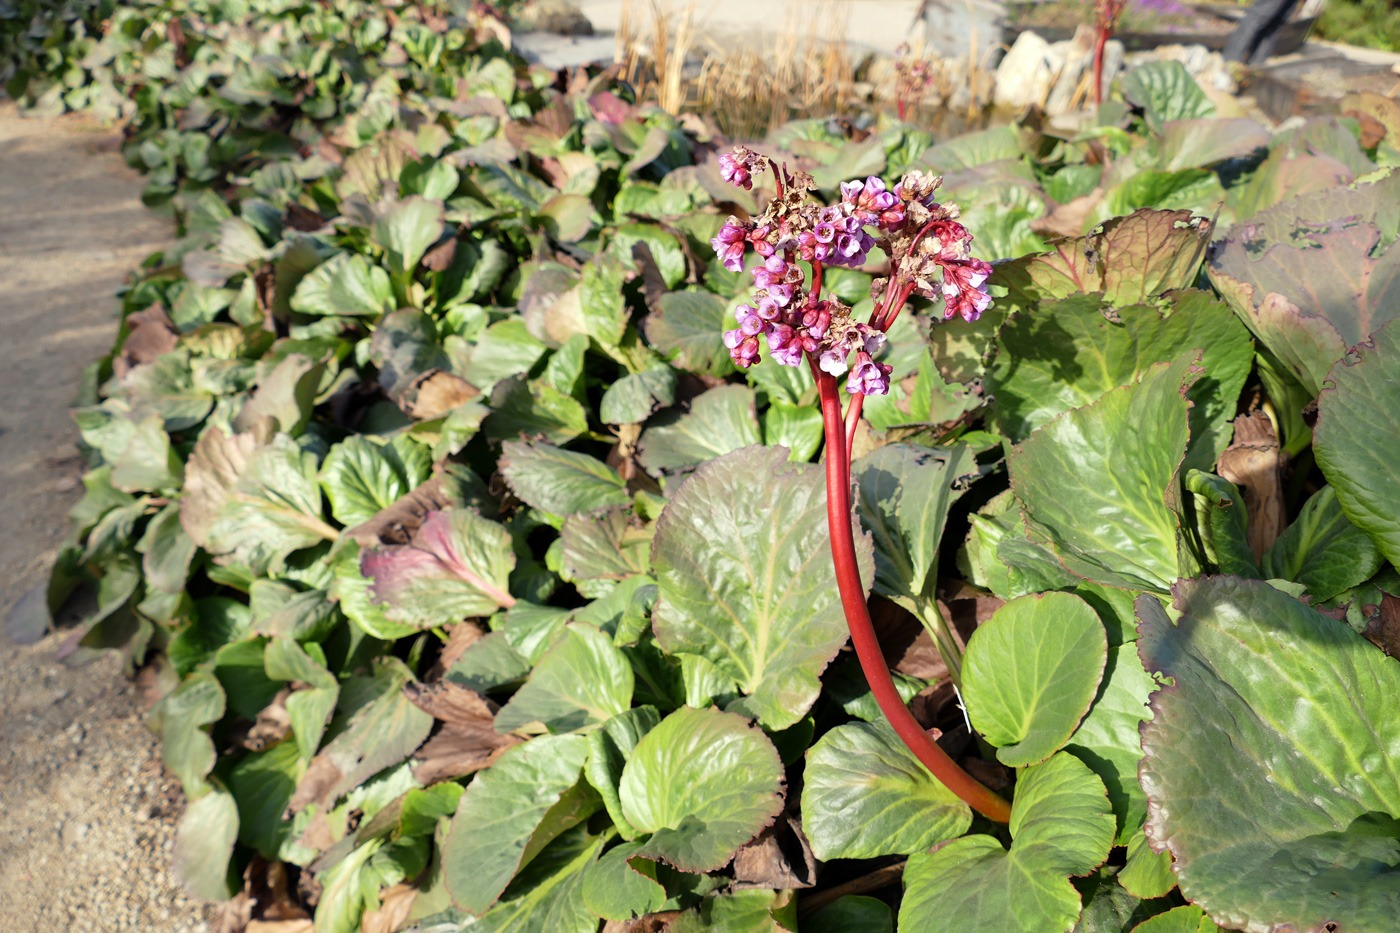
710,148,993,395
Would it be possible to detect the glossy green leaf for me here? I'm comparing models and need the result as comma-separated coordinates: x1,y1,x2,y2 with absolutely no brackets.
320,435,433,528
484,376,589,446
1182,470,1259,579
173,786,238,901
1263,485,1382,600
853,443,977,603
462,824,605,933
494,623,634,734
600,366,677,424
290,252,393,317
442,734,596,914
988,290,1252,470
620,706,785,872
651,446,872,729
963,592,1107,768
1137,576,1400,933
1064,644,1156,842
801,721,971,860
371,195,446,276
1121,62,1215,133
580,841,665,921
1314,320,1400,573
644,290,735,376
1130,905,1225,933
760,400,823,463
499,441,629,516
559,508,651,585
1119,827,1177,899
1008,355,1199,592
900,753,1115,933
803,896,893,933
638,384,762,475
586,706,662,841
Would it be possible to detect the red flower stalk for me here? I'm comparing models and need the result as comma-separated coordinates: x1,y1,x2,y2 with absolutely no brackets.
712,148,1011,824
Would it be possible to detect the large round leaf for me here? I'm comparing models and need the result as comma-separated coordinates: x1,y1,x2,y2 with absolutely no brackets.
801,720,971,860
899,752,1115,933
1008,355,1199,593
1314,319,1400,573
619,706,784,872
963,592,1107,768
493,623,634,734
1137,576,1400,933
651,445,873,730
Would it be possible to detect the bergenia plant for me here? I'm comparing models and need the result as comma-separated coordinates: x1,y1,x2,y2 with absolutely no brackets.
712,146,1010,824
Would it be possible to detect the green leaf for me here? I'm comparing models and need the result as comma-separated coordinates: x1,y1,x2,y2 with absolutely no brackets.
461,824,605,933
1119,827,1177,899
288,658,432,814
1262,485,1382,600
620,706,785,872
1008,355,1199,592
578,256,631,349
996,210,1214,309
652,446,872,730
638,384,761,475
484,376,589,446
801,720,971,860
1314,320,1400,573
1182,470,1260,579
359,509,516,628
1130,905,1225,933
118,352,215,431
586,706,662,841
494,623,634,734
1137,576,1400,933
538,193,594,243
182,429,336,575
466,319,548,392
149,671,225,798
228,738,301,858
233,353,325,436
1121,62,1215,133
110,414,182,493
290,253,393,317
803,896,893,933
1064,644,1156,842
1209,217,1400,396
760,401,823,463
442,733,595,914
499,441,630,515
580,841,666,921
644,290,735,376
600,366,677,425
899,753,1115,933
559,508,652,585
963,593,1107,768
668,888,796,932
264,636,339,763
173,786,238,901
853,443,977,603
137,503,197,594
320,436,433,528
987,290,1253,470
371,195,446,276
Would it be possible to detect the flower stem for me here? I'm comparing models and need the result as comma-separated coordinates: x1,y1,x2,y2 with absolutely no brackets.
817,373,1011,824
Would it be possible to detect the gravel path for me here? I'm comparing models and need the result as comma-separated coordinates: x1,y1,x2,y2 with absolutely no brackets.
0,101,216,933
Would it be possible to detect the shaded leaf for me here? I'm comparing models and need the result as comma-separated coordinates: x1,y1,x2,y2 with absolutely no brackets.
638,385,761,476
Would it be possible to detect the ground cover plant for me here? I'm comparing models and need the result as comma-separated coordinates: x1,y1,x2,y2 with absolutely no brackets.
5,2,1400,931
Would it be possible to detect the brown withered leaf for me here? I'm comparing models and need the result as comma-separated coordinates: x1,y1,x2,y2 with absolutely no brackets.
404,680,524,784
1364,593,1400,659
214,893,254,933
1217,411,1284,560
1031,189,1105,240
870,598,947,681
398,369,478,421
938,581,1003,645
962,756,1011,792
345,474,458,547
233,687,293,751
113,305,179,379
284,203,331,233
428,621,487,680
908,680,959,732
286,757,343,818
421,238,457,272
603,913,682,933
732,815,818,890
296,811,336,854
362,883,417,933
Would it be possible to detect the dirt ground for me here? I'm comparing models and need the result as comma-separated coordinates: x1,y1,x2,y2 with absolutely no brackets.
0,101,216,933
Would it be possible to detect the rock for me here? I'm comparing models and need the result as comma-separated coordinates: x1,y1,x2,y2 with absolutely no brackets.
994,30,1054,110
512,0,593,36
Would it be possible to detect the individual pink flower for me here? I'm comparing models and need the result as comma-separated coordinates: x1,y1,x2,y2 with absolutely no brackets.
940,257,994,322
847,352,893,395
711,219,747,272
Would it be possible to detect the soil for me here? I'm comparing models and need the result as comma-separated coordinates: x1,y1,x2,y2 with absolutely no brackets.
0,101,217,932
